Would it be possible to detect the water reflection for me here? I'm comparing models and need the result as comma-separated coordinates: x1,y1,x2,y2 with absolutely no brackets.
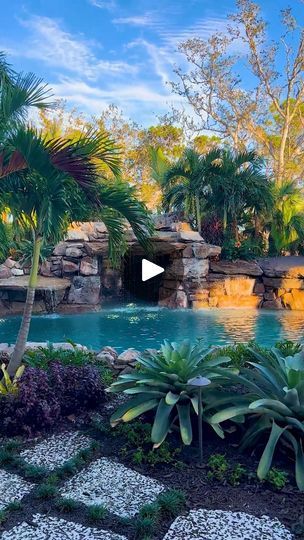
1,308,304,351
278,311,304,342
212,309,258,344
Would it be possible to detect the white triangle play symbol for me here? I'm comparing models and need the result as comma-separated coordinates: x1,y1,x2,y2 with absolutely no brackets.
142,258,164,282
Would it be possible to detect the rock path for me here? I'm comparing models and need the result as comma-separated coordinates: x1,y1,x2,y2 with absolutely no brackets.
0,431,294,539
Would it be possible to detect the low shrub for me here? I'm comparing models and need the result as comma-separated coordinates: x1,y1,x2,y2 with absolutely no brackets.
0,362,105,435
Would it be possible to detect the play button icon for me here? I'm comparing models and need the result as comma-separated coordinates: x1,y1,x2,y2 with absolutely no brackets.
142,258,164,282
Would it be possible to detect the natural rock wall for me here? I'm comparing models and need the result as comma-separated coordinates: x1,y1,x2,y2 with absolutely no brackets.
1,219,304,312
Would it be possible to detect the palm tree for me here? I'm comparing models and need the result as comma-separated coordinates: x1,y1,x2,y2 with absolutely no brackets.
209,150,271,241
269,180,304,254
162,148,220,233
0,54,153,376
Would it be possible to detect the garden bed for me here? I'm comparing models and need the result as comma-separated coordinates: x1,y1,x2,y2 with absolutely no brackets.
0,399,303,539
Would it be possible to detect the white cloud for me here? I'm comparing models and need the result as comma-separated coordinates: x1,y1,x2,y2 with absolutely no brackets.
50,76,183,123
88,0,116,10
112,15,155,27
127,39,172,87
18,15,137,79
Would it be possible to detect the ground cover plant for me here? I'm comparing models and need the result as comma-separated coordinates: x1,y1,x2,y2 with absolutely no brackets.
0,345,112,435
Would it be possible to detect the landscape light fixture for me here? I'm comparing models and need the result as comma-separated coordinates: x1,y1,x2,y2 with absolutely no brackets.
187,375,211,464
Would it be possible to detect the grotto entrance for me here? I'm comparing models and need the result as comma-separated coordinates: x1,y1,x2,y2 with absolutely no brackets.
122,242,177,304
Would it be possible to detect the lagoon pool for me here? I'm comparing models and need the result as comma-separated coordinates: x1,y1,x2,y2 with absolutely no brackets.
1,306,304,351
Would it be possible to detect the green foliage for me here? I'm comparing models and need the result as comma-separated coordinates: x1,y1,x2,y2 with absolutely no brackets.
23,344,114,385
113,421,180,466
23,344,96,369
0,510,7,525
35,482,58,500
0,221,13,263
208,347,304,491
22,464,48,481
109,340,235,447
55,498,79,512
269,180,304,254
134,517,156,539
0,363,24,395
266,468,288,490
157,489,186,519
229,464,247,486
275,340,302,357
221,235,265,261
6,501,22,512
207,454,229,482
87,504,107,523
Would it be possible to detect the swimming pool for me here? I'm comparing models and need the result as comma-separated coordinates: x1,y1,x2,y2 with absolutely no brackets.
1,306,304,352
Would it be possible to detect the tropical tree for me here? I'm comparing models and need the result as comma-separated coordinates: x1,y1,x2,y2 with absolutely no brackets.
209,150,272,241
162,148,220,233
0,54,153,376
268,180,304,254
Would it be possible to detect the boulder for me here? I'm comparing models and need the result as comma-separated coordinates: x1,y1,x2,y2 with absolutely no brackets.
263,276,304,290
258,256,304,278
282,290,304,310
84,242,108,257
253,282,265,294
68,276,101,304
210,259,263,276
182,245,193,258
179,231,204,242
217,295,262,308
40,260,53,277
62,260,79,274
115,348,141,368
53,242,68,256
98,345,118,359
11,268,24,276
80,257,98,276
0,265,12,279
262,299,282,310
166,258,209,280
3,258,16,269
66,229,89,242
193,243,221,259
65,246,83,258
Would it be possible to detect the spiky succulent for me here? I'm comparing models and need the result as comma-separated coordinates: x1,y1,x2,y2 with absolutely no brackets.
208,347,304,491
109,340,234,447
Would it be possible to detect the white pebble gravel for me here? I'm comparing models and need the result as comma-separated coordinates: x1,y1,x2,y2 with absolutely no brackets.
0,470,33,510
20,431,92,470
163,509,294,540
0,514,127,539
61,457,165,517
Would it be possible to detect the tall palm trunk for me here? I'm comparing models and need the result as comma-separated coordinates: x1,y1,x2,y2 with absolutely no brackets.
7,236,42,377
223,203,227,232
195,195,202,234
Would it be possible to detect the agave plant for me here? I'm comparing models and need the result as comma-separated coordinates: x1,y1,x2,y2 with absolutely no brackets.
109,340,235,447
208,347,304,491
0,363,24,395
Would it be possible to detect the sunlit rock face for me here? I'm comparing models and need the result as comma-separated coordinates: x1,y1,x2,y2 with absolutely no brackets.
2,220,304,311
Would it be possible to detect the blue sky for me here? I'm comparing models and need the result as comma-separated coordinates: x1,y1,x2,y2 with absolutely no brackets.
1,0,303,126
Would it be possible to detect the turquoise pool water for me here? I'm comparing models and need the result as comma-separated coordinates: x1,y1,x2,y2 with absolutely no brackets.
1,306,304,351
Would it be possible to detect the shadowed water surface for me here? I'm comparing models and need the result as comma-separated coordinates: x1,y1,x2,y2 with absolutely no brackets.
1,306,304,352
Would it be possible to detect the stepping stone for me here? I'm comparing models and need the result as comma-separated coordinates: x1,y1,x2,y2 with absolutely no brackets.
163,509,293,540
60,457,165,517
0,514,126,539
0,471,33,510
20,431,92,471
